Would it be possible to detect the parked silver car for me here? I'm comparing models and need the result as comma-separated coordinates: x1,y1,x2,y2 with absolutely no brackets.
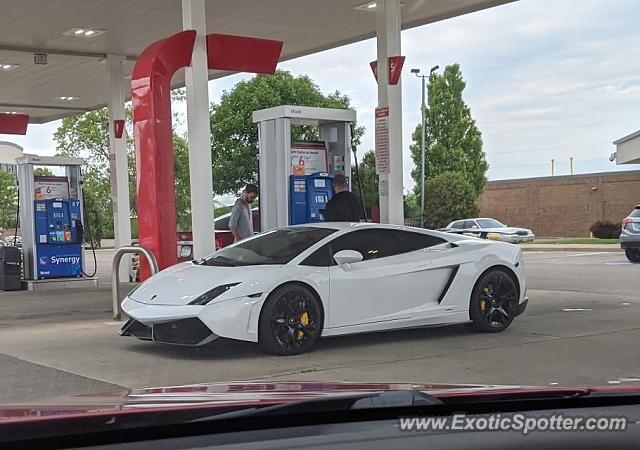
441,218,535,243
621,205,640,263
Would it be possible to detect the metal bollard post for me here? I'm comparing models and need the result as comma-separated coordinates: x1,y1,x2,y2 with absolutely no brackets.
111,246,159,320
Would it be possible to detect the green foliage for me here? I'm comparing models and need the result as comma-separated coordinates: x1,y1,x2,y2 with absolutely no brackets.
53,100,192,238
423,172,479,229
33,167,55,177
54,108,114,242
352,150,379,215
173,134,192,231
210,70,365,195
0,171,18,230
215,205,233,217
410,64,488,213
403,193,421,219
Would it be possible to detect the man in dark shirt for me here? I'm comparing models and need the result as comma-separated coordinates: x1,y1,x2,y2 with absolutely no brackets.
323,173,364,222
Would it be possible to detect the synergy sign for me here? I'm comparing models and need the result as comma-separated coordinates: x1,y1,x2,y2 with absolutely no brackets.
37,247,82,278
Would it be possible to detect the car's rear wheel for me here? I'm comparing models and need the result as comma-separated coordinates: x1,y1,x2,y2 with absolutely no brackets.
625,249,640,263
258,284,323,356
470,268,518,333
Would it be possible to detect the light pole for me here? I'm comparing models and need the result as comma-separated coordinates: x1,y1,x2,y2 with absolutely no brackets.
411,65,439,228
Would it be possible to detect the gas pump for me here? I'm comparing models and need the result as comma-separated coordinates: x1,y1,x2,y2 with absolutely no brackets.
253,105,356,230
16,155,87,281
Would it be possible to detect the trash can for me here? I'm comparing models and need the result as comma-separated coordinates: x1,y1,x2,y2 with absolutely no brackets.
0,246,22,291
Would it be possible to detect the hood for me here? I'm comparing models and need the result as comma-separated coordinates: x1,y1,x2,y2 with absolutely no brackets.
2,380,631,424
129,262,281,306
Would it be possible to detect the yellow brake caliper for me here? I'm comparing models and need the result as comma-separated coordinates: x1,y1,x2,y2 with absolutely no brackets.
297,312,309,340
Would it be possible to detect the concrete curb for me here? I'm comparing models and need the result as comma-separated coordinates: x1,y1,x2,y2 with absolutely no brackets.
520,246,623,253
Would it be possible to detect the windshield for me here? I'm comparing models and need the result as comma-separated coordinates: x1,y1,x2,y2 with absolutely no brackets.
200,227,337,266
476,219,505,228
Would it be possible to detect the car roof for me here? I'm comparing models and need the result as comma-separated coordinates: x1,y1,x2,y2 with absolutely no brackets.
289,222,447,234
214,207,259,222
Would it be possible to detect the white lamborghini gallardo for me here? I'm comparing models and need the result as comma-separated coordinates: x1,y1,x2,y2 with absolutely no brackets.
120,223,528,355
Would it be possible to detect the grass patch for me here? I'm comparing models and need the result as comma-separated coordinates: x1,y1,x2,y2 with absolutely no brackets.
533,238,619,245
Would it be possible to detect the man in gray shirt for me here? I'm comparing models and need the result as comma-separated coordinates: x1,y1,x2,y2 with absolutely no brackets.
230,184,258,242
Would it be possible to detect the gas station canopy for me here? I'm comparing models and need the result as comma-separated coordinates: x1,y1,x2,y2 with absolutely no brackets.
0,0,513,123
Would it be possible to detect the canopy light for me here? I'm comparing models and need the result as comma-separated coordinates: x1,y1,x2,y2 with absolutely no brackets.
63,27,106,38
0,64,18,71
56,96,78,101
355,2,403,11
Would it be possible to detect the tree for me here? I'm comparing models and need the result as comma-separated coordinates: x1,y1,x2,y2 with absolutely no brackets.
54,108,116,243
210,70,365,195
352,150,378,216
53,90,192,240
0,171,17,230
423,172,479,229
409,64,488,220
403,193,421,219
33,167,54,177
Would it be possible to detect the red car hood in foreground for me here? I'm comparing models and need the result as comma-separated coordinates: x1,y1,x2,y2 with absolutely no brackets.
1,381,639,424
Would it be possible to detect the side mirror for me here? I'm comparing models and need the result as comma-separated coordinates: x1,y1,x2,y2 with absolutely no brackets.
333,249,364,266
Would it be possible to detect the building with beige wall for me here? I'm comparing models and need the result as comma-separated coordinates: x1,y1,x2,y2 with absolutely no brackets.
477,170,640,238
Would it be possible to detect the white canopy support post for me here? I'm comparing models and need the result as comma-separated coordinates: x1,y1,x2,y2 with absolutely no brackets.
183,0,215,259
107,54,132,281
376,0,404,225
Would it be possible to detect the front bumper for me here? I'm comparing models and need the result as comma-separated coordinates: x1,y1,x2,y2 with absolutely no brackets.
501,234,535,244
120,317,217,346
120,294,263,345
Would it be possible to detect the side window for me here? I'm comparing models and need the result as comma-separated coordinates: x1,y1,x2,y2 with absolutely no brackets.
300,243,334,267
463,220,478,229
301,229,446,267
215,215,231,230
252,210,261,232
400,231,447,250
451,221,464,229
331,229,446,262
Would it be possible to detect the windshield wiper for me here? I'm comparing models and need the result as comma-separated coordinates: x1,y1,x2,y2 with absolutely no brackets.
196,256,242,267
190,390,442,423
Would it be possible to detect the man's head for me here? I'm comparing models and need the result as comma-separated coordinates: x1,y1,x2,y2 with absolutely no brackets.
243,184,259,204
333,173,347,193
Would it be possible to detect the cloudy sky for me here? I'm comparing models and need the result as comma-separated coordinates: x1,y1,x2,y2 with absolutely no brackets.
5,0,640,193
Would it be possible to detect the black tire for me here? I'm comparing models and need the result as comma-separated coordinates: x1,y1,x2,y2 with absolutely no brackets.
625,249,640,263
258,284,323,356
470,268,518,333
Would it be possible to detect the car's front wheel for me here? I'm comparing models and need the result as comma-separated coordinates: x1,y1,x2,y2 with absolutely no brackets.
258,284,323,356
470,268,518,333
626,249,640,263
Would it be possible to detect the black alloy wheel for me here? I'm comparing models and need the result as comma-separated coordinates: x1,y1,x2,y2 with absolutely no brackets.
470,269,518,332
258,285,322,355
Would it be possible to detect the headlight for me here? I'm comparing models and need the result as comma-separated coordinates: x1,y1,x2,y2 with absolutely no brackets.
487,233,503,241
188,283,240,305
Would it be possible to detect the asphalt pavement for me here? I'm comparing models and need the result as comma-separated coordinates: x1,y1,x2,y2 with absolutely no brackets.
0,250,638,403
